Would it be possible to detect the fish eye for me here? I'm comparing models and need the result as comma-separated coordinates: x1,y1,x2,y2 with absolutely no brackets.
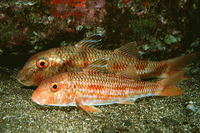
50,83,60,92
36,59,49,69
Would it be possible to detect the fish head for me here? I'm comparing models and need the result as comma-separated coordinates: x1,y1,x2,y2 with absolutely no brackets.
31,73,75,106
17,48,64,86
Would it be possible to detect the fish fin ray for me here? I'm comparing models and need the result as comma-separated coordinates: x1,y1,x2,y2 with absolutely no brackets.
75,97,93,117
158,70,185,96
114,41,142,59
117,99,137,104
75,34,102,49
160,69,185,86
159,86,185,96
83,57,108,73
83,105,102,112
182,75,192,81
117,65,140,80
66,67,81,72
167,53,196,72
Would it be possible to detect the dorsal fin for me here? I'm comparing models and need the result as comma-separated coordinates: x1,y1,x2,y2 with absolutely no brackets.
114,41,142,59
116,65,141,80
75,34,102,49
83,57,108,73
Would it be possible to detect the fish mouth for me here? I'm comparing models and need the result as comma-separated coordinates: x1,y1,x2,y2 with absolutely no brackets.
31,97,43,105
17,70,34,86
17,78,32,86
17,73,34,86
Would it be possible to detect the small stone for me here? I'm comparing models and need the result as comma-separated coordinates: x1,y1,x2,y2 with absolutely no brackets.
186,102,196,111
123,120,132,126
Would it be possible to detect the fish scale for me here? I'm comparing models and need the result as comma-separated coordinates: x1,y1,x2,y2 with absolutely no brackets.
17,34,196,86
31,70,185,116
58,46,112,70
56,47,195,78
40,72,160,104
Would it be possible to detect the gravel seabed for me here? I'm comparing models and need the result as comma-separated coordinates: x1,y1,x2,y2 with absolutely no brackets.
0,65,199,133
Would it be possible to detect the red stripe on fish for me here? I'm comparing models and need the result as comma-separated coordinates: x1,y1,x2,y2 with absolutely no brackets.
31,70,185,116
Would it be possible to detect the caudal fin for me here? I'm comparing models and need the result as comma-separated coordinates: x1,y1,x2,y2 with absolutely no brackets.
161,69,185,86
159,70,185,96
167,53,196,73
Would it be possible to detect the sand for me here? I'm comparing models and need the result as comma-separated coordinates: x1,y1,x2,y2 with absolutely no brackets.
0,64,199,132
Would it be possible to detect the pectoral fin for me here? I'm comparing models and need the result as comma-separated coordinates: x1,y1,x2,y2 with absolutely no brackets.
75,97,101,117
83,105,102,112
75,97,92,117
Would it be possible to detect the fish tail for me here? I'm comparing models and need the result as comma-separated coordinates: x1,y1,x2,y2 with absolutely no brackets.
158,69,185,96
166,53,196,76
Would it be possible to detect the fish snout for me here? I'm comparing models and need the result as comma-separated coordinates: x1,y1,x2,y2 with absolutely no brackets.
17,70,34,86
17,75,32,86
31,90,44,105
31,97,42,105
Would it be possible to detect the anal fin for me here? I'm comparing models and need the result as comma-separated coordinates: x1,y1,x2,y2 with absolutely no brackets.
182,75,192,81
117,99,137,104
159,86,185,96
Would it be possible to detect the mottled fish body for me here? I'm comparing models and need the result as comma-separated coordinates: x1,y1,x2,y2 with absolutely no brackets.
17,34,196,86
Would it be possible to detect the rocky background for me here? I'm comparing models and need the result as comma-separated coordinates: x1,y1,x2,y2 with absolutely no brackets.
0,0,199,57
0,0,200,132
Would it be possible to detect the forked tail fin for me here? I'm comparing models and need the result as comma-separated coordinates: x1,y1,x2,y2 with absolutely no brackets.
159,70,185,96
167,53,196,73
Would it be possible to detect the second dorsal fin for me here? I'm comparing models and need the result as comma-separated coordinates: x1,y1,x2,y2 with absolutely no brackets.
114,42,142,59
75,34,102,49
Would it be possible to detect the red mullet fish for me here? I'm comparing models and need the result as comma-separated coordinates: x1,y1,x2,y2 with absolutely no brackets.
17,34,196,86
31,69,185,116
